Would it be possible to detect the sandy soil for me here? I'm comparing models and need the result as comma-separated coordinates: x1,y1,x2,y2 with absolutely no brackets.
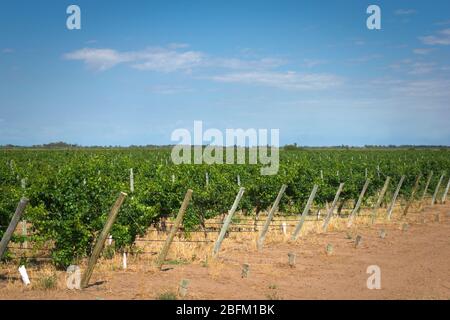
1,203,450,300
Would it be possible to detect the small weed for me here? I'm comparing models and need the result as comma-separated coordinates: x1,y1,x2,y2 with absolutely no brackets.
266,291,282,300
103,245,115,260
166,259,189,265
35,274,57,290
157,291,178,300
326,243,333,255
201,256,209,267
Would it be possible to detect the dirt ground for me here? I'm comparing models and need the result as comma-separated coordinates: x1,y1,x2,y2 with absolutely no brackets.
1,203,450,300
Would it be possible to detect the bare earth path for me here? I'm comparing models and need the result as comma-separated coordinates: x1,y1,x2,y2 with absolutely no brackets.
1,204,450,300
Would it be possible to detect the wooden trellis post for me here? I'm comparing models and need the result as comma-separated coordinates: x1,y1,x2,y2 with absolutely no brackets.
256,184,287,250
431,173,445,206
213,187,245,257
386,176,405,220
129,168,134,193
347,179,370,227
0,198,29,260
155,189,193,269
21,220,27,250
371,176,390,223
20,179,28,249
291,184,319,240
80,192,127,289
322,183,345,232
419,171,433,209
442,177,450,204
20,178,26,190
403,174,422,216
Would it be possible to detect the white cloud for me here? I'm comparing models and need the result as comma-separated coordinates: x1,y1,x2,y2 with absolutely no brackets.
209,57,285,70
435,20,450,26
413,48,434,55
420,28,450,45
130,48,204,72
408,62,436,75
394,9,416,15
148,85,194,95
64,48,129,71
64,47,205,72
347,54,382,64
302,59,328,68
167,43,190,49
370,77,450,99
392,79,450,98
64,46,284,73
387,63,402,71
64,45,343,92
387,59,437,75
211,71,343,90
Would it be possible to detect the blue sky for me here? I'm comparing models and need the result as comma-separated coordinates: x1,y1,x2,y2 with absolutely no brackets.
1,0,450,146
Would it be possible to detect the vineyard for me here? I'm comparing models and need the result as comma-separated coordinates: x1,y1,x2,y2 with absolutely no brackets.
1,147,449,266
0,148,450,300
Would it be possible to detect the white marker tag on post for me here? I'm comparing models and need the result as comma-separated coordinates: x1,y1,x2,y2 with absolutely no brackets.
18,265,31,285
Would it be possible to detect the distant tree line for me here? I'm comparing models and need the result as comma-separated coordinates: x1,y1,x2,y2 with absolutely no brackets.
0,142,449,150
